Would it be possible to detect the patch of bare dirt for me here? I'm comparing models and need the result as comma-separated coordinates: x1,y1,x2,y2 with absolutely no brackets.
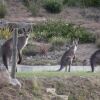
0,76,100,100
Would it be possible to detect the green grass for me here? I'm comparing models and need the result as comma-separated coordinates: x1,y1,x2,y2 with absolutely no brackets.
17,71,100,78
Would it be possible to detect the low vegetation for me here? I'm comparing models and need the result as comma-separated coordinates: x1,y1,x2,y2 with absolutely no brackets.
32,21,95,43
63,0,100,7
28,1,40,16
17,71,100,78
50,36,68,47
0,27,12,39
22,0,100,16
43,0,63,13
0,1,7,18
22,0,41,16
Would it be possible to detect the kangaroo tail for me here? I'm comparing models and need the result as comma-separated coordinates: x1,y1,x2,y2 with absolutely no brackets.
57,64,64,71
90,56,95,72
17,51,22,64
2,54,8,70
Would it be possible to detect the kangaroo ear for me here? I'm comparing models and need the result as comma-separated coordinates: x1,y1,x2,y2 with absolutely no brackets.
27,26,32,33
22,28,26,32
75,38,79,44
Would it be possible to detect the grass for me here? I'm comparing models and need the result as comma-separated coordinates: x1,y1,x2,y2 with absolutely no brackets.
17,71,100,78
0,1,7,18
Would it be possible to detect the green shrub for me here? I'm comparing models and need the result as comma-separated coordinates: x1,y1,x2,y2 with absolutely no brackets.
22,0,30,6
63,0,100,7
23,44,37,56
23,0,41,16
0,27,12,39
32,21,95,43
44,0,63,13
63,0,81,6
83,0,100,7
0,1,7,18
32,31,48,42
50,36,67,47
29,2,39,16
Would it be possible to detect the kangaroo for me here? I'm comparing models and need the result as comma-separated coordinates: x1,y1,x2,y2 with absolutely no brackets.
58,39,78,72
90,50,100,72
1,28,30,71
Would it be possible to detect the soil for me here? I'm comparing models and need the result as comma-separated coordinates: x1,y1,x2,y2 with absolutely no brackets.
0,76,100,100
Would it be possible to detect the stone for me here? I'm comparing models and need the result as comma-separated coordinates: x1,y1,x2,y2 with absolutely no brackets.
10,78,21,88
46,88,56,95
0,66,21,88
0,67,11,86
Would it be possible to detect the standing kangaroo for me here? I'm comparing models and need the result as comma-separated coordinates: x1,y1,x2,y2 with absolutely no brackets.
58,39,78,72
1,28,30,70
90,50,100,72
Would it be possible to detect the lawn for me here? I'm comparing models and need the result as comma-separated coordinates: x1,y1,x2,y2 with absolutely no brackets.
17,71,100,78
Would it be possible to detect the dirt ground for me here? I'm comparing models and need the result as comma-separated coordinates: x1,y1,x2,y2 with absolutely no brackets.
0,76,100,100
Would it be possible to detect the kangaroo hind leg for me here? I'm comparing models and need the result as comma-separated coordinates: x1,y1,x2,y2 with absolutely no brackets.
17,50,22,64
68,60,72,72
65,65,68,72
2,54,8,70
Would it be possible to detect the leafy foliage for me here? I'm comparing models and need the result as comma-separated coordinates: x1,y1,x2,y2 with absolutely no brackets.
22,0,41,16
50,36,68,47
32,21,95,43
29,2,40,16
43,0,63,13
0,1,7,18
63,0,100,7
0,27,12,39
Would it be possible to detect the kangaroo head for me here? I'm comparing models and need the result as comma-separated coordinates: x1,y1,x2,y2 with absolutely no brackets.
71,39,79,52
18,28,31,39
66,39,79,52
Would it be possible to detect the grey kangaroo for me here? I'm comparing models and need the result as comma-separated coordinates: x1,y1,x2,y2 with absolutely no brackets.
1,28,30,70
90,50,100,72
58,39,78,72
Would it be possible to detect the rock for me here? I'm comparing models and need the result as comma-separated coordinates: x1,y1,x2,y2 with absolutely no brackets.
0,66,11,86
51,95,68,100
0,65,21,88
10,78,21,88
46,88,56,95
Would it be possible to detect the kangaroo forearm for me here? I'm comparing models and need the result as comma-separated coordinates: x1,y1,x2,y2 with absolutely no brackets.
17,51,22,64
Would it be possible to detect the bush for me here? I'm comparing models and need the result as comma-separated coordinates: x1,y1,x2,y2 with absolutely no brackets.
63,0,100,7
32,31,48,42
29,2,39,16
44,0,63,13
0,1,7,18
63,0,81,6
23,0,42,16
0,27,12,39
23,44,37,56
50,36,67,47
32,21,95,43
